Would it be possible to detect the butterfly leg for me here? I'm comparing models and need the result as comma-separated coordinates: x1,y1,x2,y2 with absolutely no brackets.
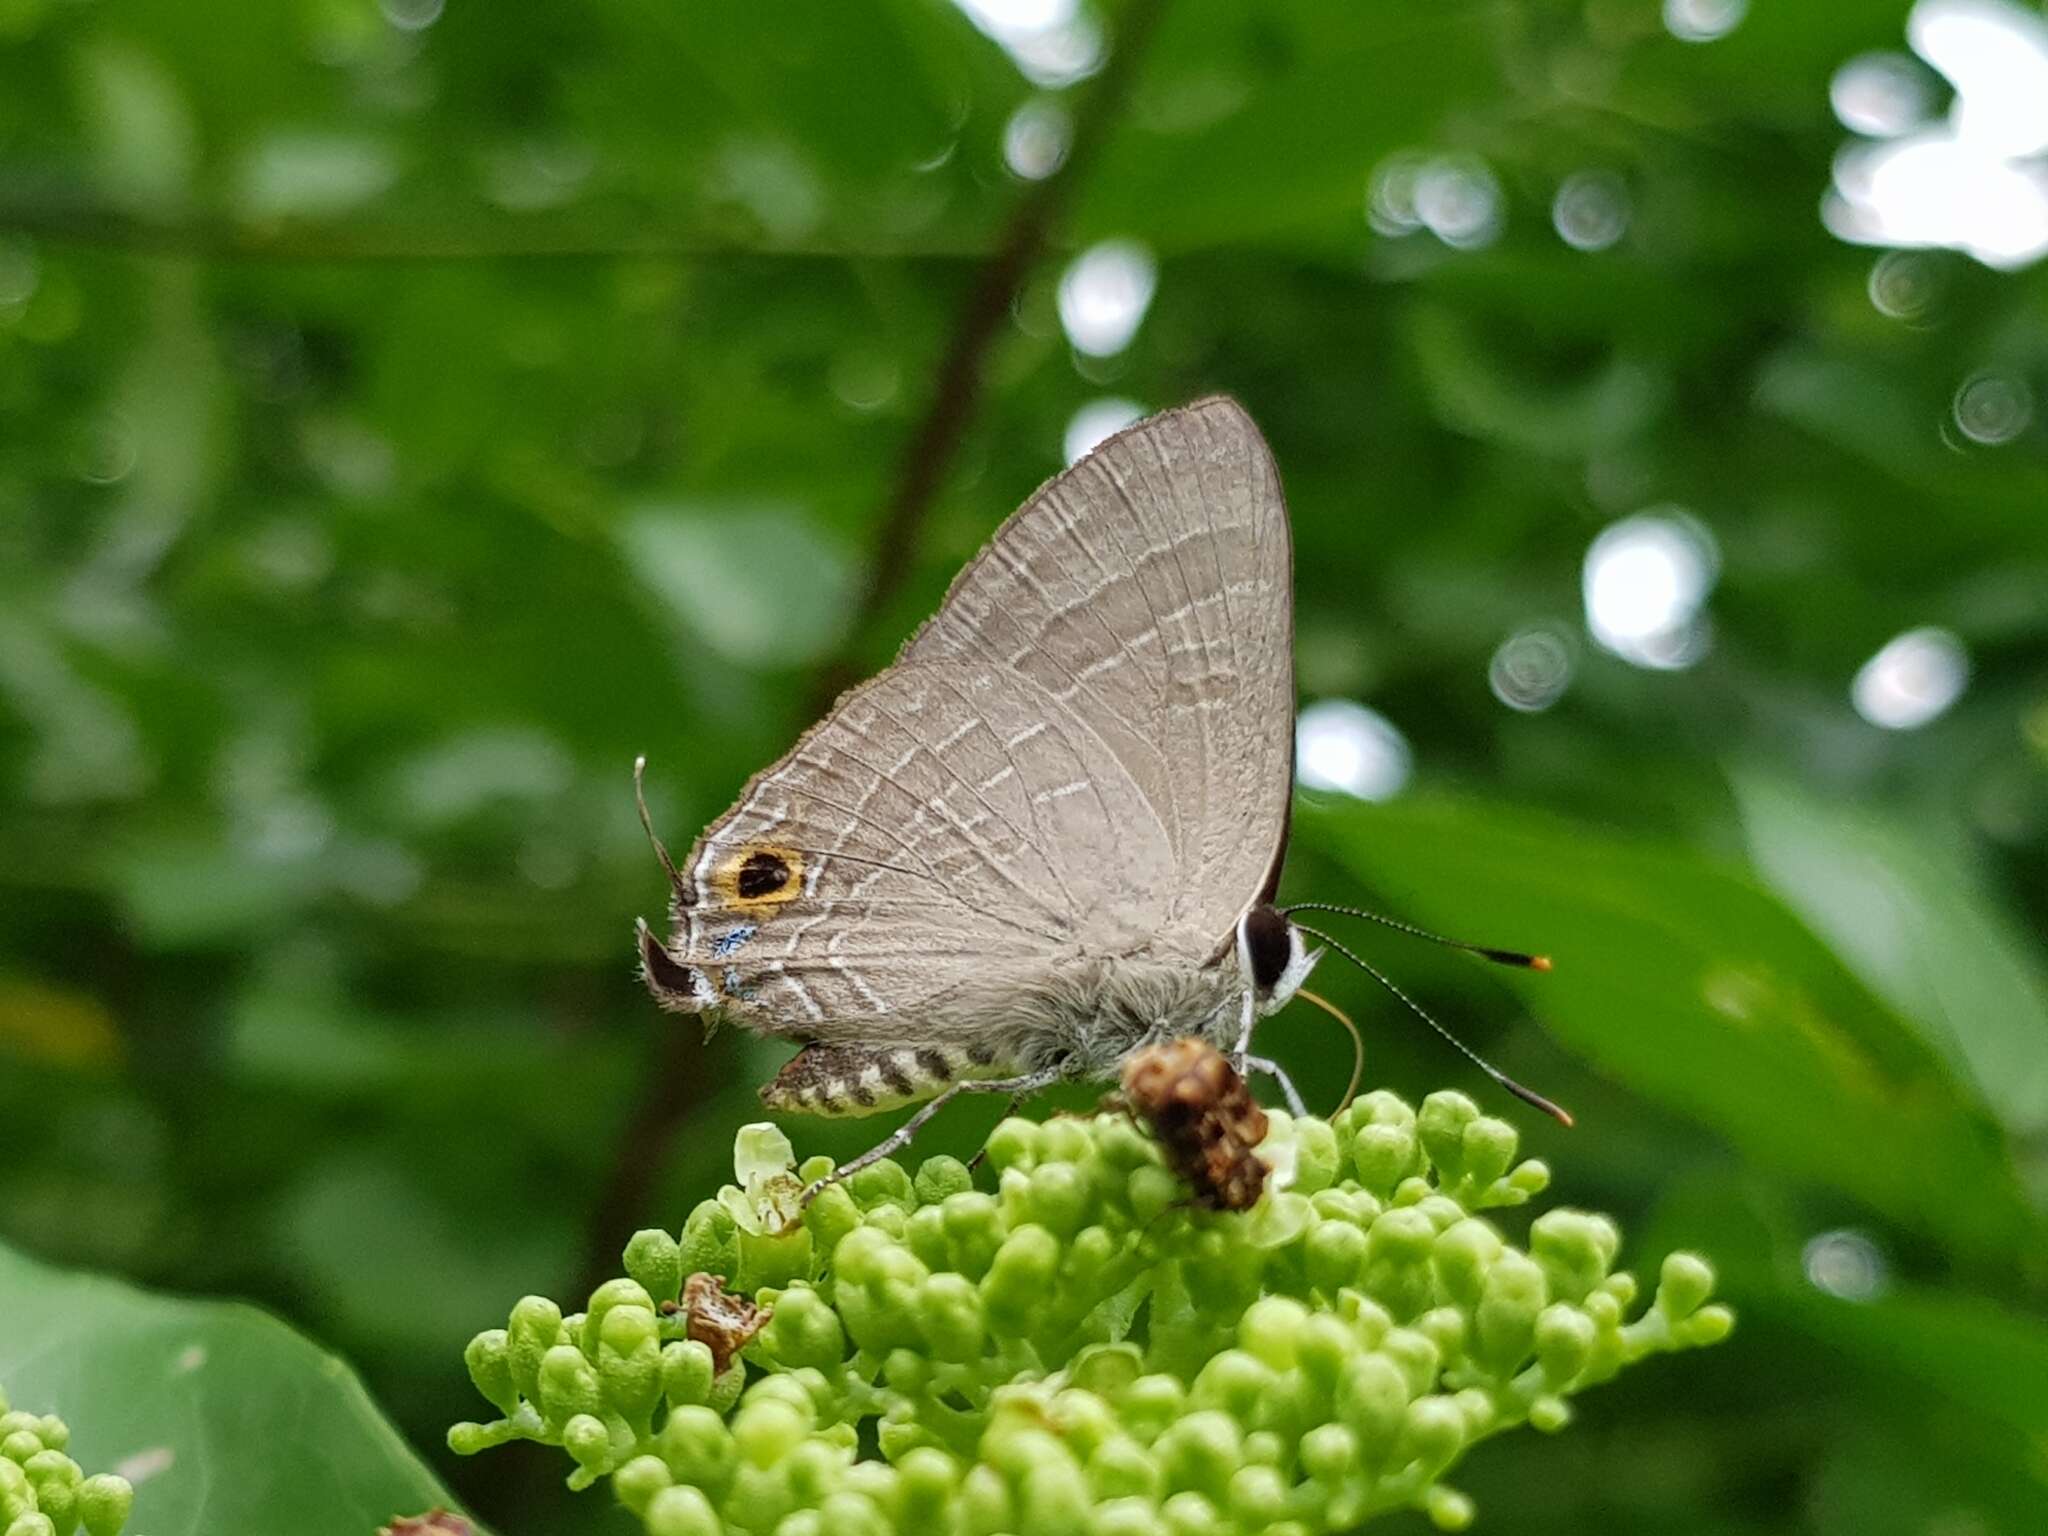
965,1089,1034,1170
1240,1053,1307,1118
799,1067,1064,1207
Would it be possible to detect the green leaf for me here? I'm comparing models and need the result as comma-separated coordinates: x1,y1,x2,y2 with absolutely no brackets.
1732,769,2048,1137
0,1240,468,1536
1301,794,2040,1268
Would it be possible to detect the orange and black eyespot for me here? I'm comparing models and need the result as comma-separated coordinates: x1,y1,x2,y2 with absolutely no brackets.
709,843,806,916
736,849,791,898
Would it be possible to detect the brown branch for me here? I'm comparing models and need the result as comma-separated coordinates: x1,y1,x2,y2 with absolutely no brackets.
806,0,1174,717
569,0,1173,1295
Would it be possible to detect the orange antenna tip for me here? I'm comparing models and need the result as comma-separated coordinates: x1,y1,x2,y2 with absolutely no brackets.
1530,955,1553,973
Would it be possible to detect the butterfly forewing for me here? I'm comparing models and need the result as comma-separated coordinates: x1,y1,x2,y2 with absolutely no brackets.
903,395,1294,947
657,396,1294,1043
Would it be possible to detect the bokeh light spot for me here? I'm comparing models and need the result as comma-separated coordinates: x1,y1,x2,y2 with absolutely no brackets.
1295,700,1412,801
1802,1229,1889,1300
1582,512,1719,670
1003,97,1071,181
1057,239,1156,357
1552,171,1630,252
1852,625,1969,728
1664,0,1748,44
1951,370,2032,443
1063,397,1146,465
1489,628,1576,712
1830,52,1932,137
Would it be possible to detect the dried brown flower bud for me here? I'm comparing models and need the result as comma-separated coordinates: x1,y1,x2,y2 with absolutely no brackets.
684,1269,770,1374
1120,1038,1269,1211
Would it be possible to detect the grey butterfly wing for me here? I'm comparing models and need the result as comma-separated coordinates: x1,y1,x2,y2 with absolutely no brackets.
901,395,1295,958
658,656,1175,1041
645,395,1291,1039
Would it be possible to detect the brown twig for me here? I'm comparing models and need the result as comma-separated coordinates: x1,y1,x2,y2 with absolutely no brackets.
805,0,1174,717
570,0,1173,1298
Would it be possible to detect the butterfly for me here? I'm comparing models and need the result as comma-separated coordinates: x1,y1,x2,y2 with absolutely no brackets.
637,397,1561,1192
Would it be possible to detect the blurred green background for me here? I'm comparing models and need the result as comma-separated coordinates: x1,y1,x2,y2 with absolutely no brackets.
3,0,2047,1531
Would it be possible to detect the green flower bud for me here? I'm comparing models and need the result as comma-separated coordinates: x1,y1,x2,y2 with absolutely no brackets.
662,1338,717,1407
642,1483,721,1536
734,1222,812,1294
624,1229,685,1304
1426,1483,1476,1531
585,1277,655,1368
563,1412,612,1478
677,1199,739,1284
917,1272,986,1363
1530,1210,1619,1304
1656,1251,1716,1320
982,1224,1061,1332
1362,1206,1437,1320
464,1329,518,1416
7,1514,56,1536
983,1117,1039,1173
1412,1194,1467,1233
1239,1296,1309,1370
733,1397,810,1469
1291,1117,1341,1193
959,1463,1013,1536
1685,1304,1737,1347
1473,1251,1548,1376
849,1159,916,1211
1120,1374,1189,1445
756,1285,845,1373
1021,1461,1092,1535
1415,1306,1468,1368
1086,1434,1161,1502
539,1343,603,1422
1460,1118,1518,1194
905,1203,950,1271
1534,1303,1596,1386
1068,1342,1144,1399
1297,1313,1357,1393
1399,1395,1468,1477
707,1358,746,1416
1529,1395,1572,1433
914,1154,974,1205
1160,1489,1223,1536
1090,1495,1164,1536
1127,1164,1181,1224
1505,1159,1551,1201
897,1446,959,1526
1337,1352,1419,1461
1227,1463,1289,1528
1380,1327,1441,1398
78,1474,133,1536
1156,1410,1241,1502
940,1191,1006,1279
658,1405,737,1496
1039,1117,1093,1166
820,1490,891,1536
803,1179,864,1259
1300,1421,1359,1482
508,1294,564,1402
613,1453,672,1514
1417,1091,1480,1183
1352,1123,1419,1196
1432,1218,1504,1311
1190,1349,1274,1421
1026,1161,1092,1239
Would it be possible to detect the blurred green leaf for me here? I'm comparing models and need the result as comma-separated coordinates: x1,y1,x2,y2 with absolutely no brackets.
1733,769,2048,1138
0,1240,464,1535
1302,794,2041,1267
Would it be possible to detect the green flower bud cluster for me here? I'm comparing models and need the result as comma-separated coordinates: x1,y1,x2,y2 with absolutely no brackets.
452,1093,1732,1534
0,1385,135,1536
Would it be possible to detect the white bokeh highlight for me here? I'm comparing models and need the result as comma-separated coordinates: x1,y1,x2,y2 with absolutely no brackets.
1295,700,1412,802
1827,0,2048,270
1057,240,1157,357
1582,513,1719,670
1802,1229,1889,1301
1063,397,1146,465
1851,625,1969,728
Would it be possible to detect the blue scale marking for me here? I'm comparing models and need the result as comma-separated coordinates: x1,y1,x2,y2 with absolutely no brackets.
711,924,757,959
